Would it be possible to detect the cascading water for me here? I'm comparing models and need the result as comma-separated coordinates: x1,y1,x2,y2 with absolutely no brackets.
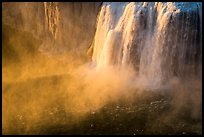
2,2,202,135
44,2,59,39
91,2,202,87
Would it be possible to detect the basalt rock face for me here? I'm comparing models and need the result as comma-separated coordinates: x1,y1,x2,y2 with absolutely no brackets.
2,2,46,38
42,2,102,56
3,2,102,57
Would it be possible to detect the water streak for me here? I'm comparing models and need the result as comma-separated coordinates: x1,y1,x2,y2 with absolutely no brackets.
44,2,59,39
92,2,202,87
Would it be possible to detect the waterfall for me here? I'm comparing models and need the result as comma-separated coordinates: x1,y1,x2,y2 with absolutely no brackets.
42,2,101,56
92,2,202,86
44,2,59,39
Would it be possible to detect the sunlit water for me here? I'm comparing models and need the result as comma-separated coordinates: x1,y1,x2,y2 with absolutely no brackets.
2,2,202,135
